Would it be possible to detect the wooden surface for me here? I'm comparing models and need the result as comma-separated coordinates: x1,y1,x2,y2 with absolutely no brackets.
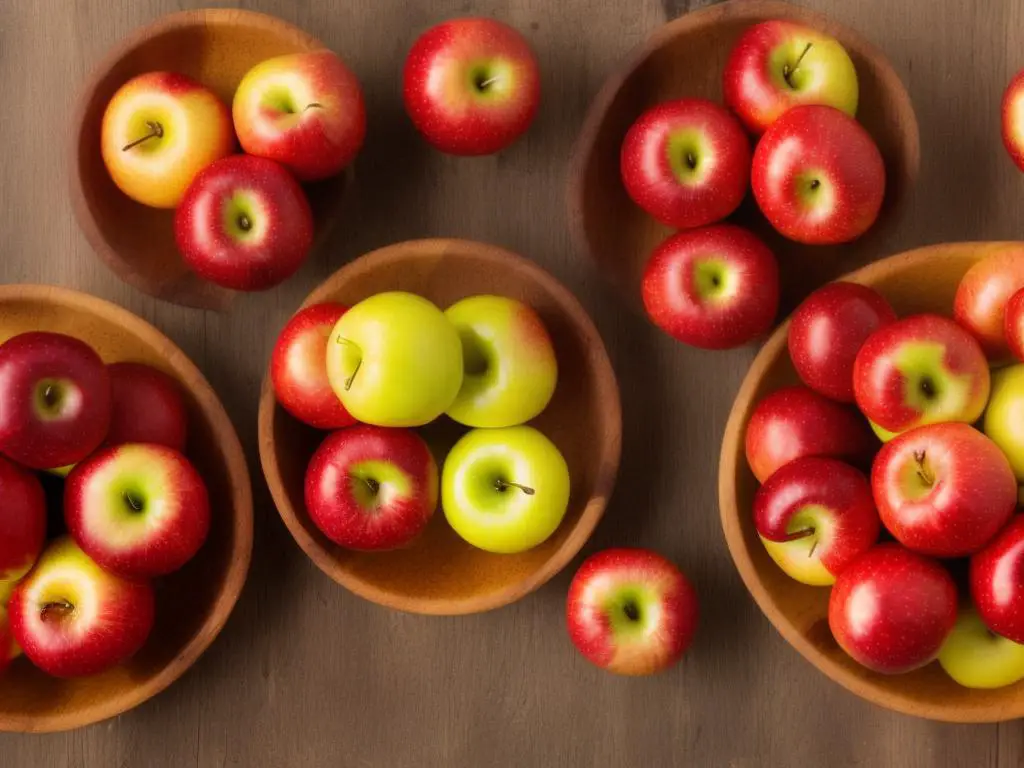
0,0,1019,765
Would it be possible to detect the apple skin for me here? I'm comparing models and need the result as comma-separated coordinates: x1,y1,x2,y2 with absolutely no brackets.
872,423,1016,558
1005,288,1024,362
971,516,1024,644
444,295,557,428
566,548,698,676
985,365,1024,481
642,225,779,350
853,314,990,434
744,385,875,483
953,247,1024,361
8,537,155,678
0,332,112,470
105,362,188,451
751,105,885,245
1002,68,1024,173
0,604,16,676
101,72,234,208
0,456,47,602
787,282,897,402
753,457,879,586
304,425,437,550
233,50,366,181
403,18,540,156
939,608,1024,689
620,99,751,229
828,543,957,674
723,20,858,134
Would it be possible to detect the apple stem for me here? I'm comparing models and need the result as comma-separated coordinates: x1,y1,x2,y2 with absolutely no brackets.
913,450,935,487
123,490,144,512
304,102,323,111
42,384,58,408
783,42,813,88
122,120,164,151
782,527,815,543
40,600,74,622
334,337,363,391
237,214,252,232
809,179,821,190
494,479,536,496
476,76,499,90
362,477,380,496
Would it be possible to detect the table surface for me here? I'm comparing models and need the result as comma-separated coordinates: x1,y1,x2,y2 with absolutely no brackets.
1,0,1020,765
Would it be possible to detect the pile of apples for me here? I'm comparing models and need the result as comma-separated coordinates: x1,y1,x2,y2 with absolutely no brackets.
745,248,1024,688
621,20,886,351
0,332,208,679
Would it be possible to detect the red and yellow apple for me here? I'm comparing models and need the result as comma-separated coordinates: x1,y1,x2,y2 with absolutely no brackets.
953,246,1024,361
971,515,1024,644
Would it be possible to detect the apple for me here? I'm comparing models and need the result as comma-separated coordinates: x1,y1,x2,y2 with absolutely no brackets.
272,303,356,430
101,72,233,209
1002,68,1024,172
872,423,1016,558
787,282,897,402
0,332,111,470
175,154,313,292
869,421,900,443
1005,288,1024,362
753,457,878,586
985,364,1024,481
9,537,155,678
751,105,885,245
326,292,463,427
444,295,557,428
442,426,569,554
620,99,751,229
642,225,779,350
744,385,875,483
971,516,1024,644
305,425,437,550
723,20,858,134
853,314,990,434
566,548,698,676
233,50,366,181
939,608,1024,689
0,456,46,601
953,247,1024,360
105,362,188,451
828,543,957,674
65,444,210,578
0,604,16,676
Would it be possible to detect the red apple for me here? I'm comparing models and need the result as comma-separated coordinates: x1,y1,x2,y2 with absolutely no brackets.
971,516,1024,643
872,423,1016,558
787,282,897,402
65,444,210,578
1002,68,1024,172
106,362,187,451
620,99,751,229
0,604,15,676
752,105,885,245
828,544,957,674
271,303,356,430
403,18,540,155
642,225,779,350
0,332,111,469
175,154,314,292
1006,288,1024,363
305,425,438,550
953,247,1024,361
853,314,990,434
566,548,698,676
744,385,875,483
0,456,46,599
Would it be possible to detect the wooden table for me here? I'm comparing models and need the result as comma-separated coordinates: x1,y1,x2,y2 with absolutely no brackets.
0,0,1018,765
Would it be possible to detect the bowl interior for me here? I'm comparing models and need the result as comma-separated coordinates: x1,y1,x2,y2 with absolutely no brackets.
569,0,920,315
259,239,622,615
0,286,251,733
71,9,347,310
720,242,1024,722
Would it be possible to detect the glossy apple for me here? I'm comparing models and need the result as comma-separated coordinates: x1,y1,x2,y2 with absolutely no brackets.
403,18,540,155
304,425,437,550
442,426,569,554
953,247,1024,360
939,608,1024,689
828,544,957,674
444,295,557,428
853,314,990,433
106,362,188,451
972,516,1024,644
752,105,885,245
620,99,750,229
788,282,897,402
566,548,698,676
985,365,1024,481
642,225,779,350
326,292,463,427
0,456,46,601
101,72,233,208
1005,288,1024,362
1002,68,1024,172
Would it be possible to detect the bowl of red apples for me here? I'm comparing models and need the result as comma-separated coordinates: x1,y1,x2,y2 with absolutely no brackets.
0,285,251,732
720,242,1024,722
258,239,621,615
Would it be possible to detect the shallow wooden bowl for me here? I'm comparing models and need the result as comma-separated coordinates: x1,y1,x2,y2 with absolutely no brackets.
568,0,920,314
719,242,1024,723
70,9,349,311
0,286,252,732
258,239,622,615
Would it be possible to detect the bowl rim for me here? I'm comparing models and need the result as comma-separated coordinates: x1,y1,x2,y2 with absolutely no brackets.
0,284,253,733
257,237,623,615
718,242,1023,723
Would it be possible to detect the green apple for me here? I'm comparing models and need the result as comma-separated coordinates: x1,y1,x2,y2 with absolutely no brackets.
985,365,1024,481
326,292,463,427
442,426,570,554
444,295,558,428
938,609,1024,689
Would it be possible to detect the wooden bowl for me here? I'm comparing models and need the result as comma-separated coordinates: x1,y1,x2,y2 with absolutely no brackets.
719,242,1024,723
70,9,350,311
0,285,252,732
568,0,921,315
258,239,622,615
